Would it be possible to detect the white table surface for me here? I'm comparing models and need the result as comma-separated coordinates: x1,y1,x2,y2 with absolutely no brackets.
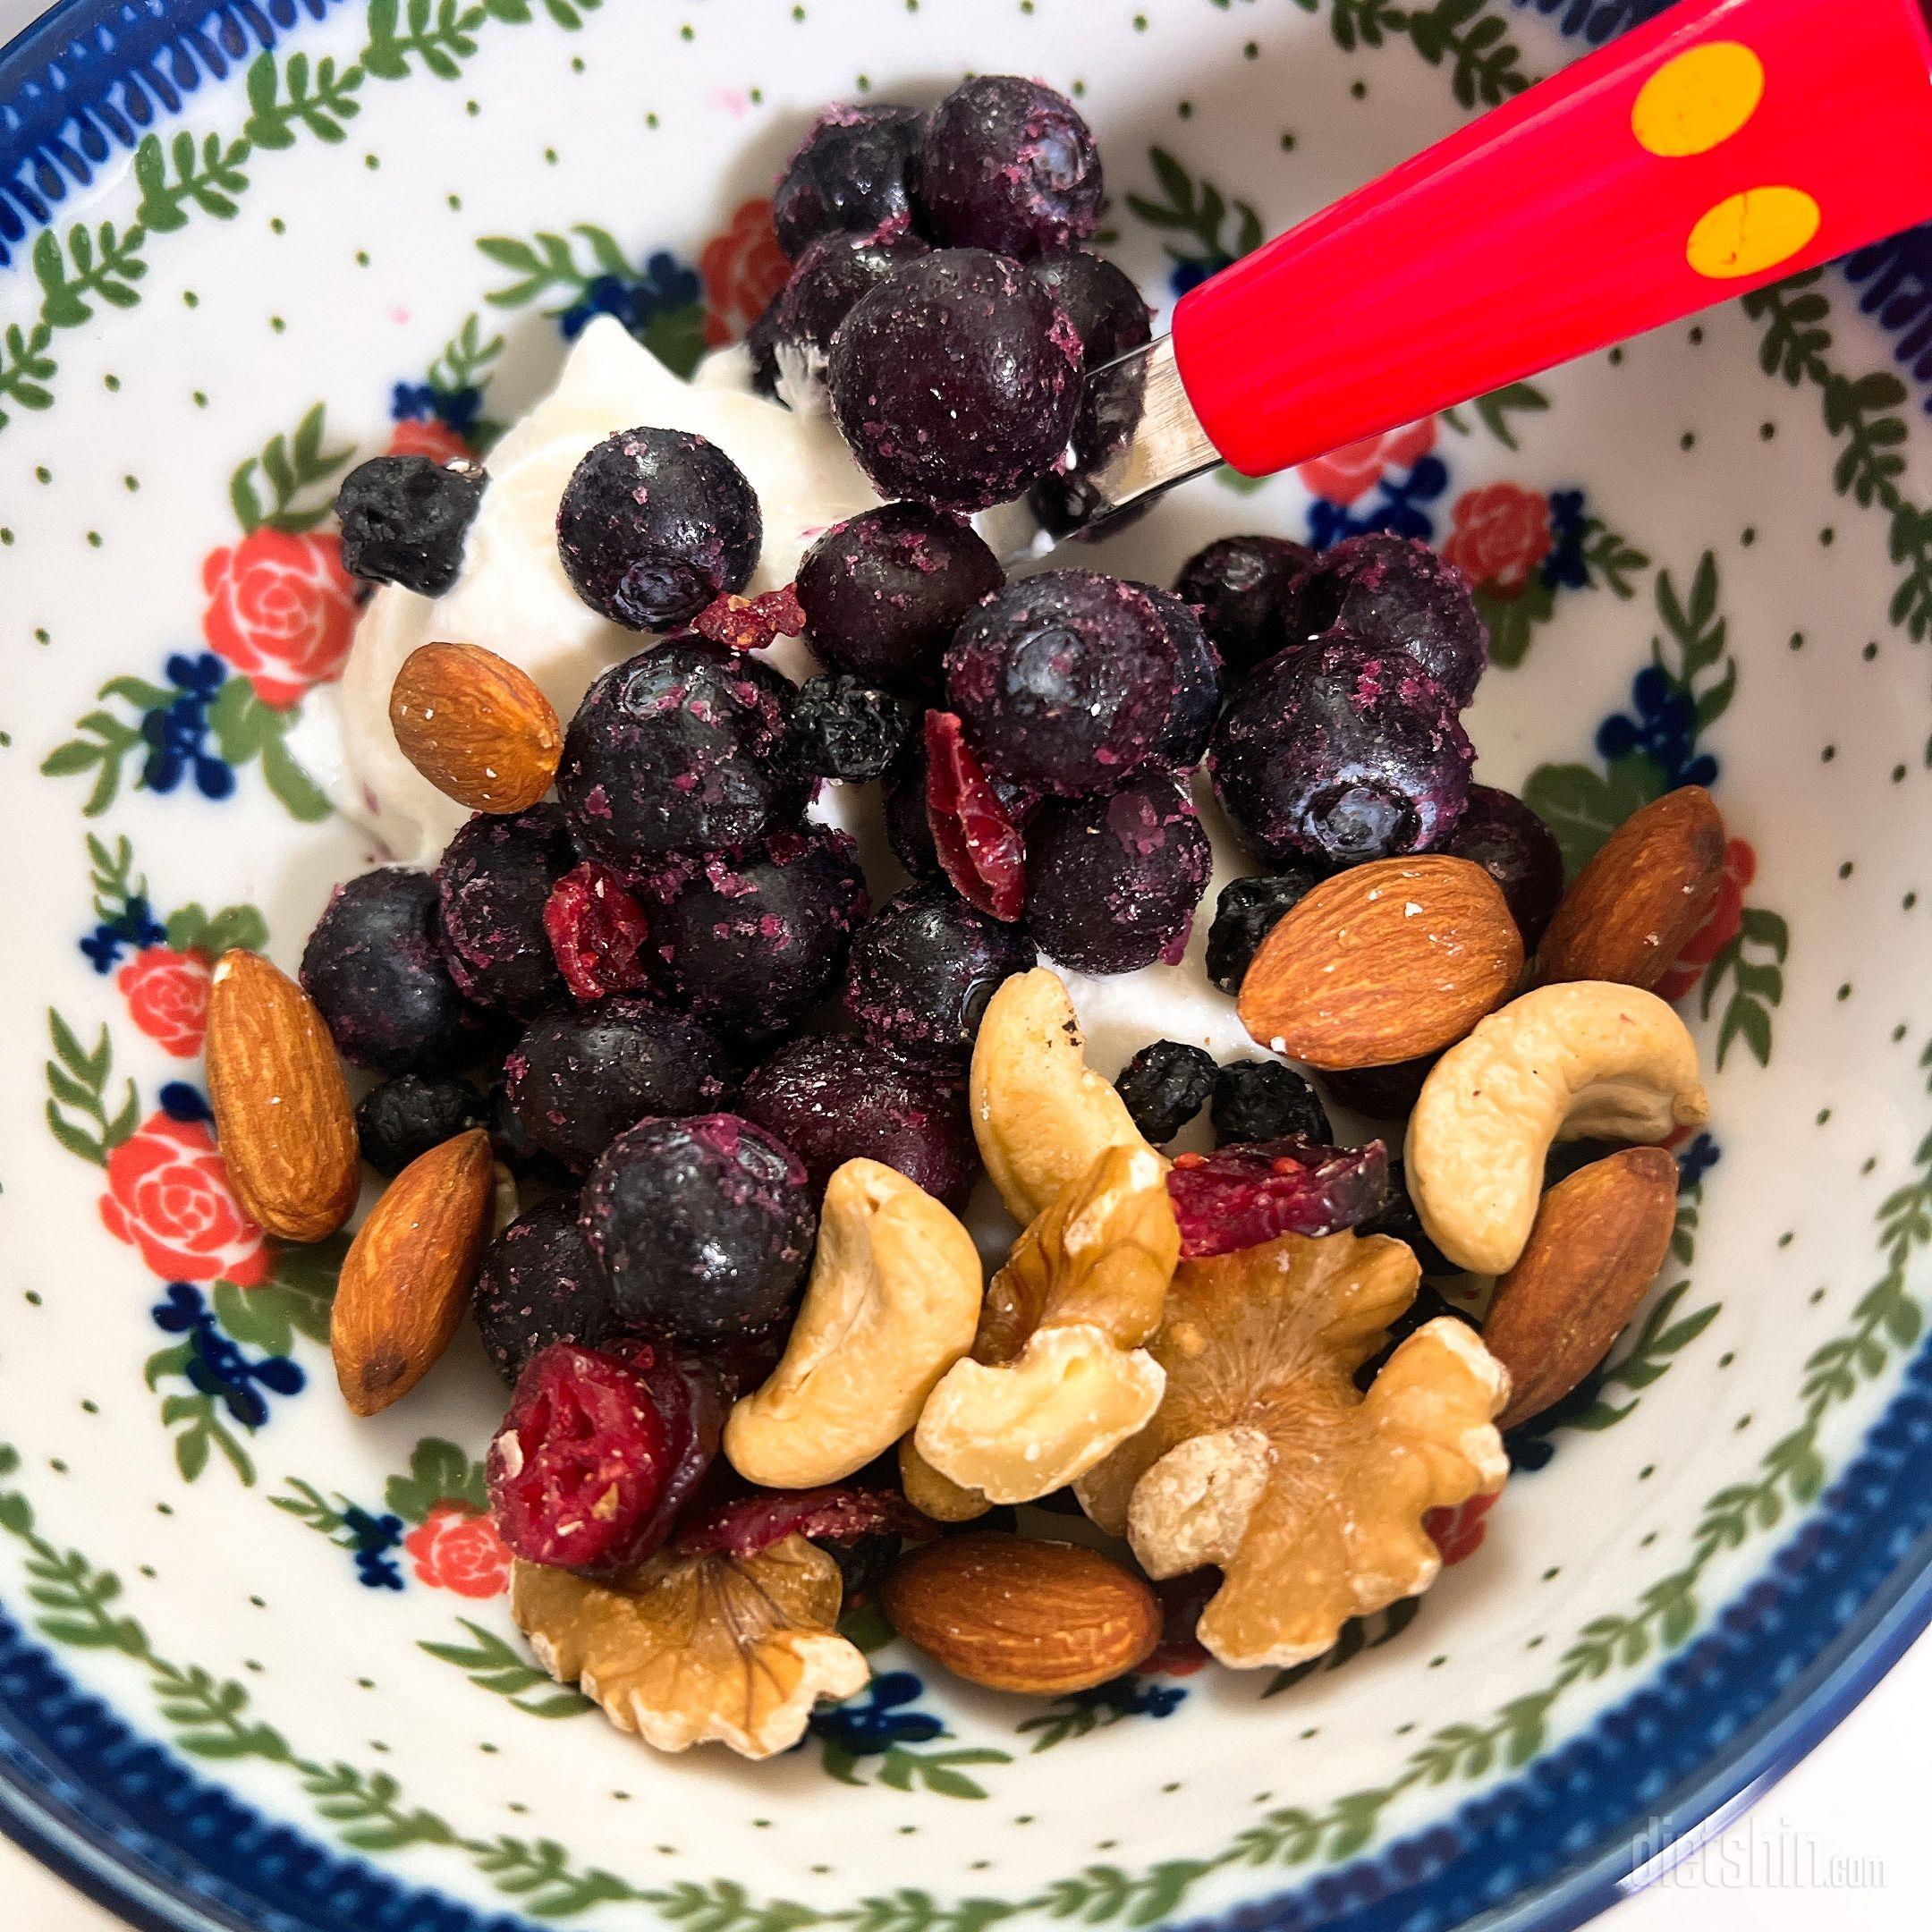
5,1624,1928,1929
2,0,1927,1926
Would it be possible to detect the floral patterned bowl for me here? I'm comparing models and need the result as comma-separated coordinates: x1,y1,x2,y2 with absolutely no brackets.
4,4,1931,1931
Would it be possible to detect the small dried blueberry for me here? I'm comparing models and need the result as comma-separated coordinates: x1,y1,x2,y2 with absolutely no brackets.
843,880,1037,1067
1439,784,1566,950
648,827,869,1042
435,805,576,1017
1204,867,1325,996
335,454,486,597
1293,533,1487,706
472,1192,616,1384
556,428,762,631
772,103,926,258
740,1034,980,1209
1165,1138,1389,1258
1024,250,1154,538
1022,774,1213,976
1208,628,1474,867
790,675,917,782
923,710,1028,922
558,637,800,862
918,76,1102,258
301,868,484,1075
945,569,1190,797
828,249,1083,513
1210,1061,1333,1148
1114,1041,1216,1144
796,502,1004,691
487,1339,724,1575
504,996,733,1174
355,1073,486,1178
581,1114,817,1342
541,861,652,1002
1175,534,1315,682
1357,1159,1456,1278
770,225,930,414
1319,1055,1437,1123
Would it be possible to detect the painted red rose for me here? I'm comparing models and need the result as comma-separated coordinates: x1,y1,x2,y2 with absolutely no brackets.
1297,419,1436,506
404,1504,513,1598
1656,836,1757,1002
99,1112,267,1286
1441,483,1553,595
387,419,478,466
700,197,790,349
117,949,213,1059
201,528,359,708
1424,1490,1499,1567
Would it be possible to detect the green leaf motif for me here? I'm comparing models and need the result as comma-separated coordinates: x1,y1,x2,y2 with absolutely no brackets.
44,1009,139,1167
387,1437,490,1522
1474,576,1555,670
422,1619,595,1717
1521,752,1669,880
1701,905,1790,1071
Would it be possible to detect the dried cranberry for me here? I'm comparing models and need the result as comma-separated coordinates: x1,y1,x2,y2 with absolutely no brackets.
1166,1138,1389,1258
692,585,807,653
1144,1570,1217,1676
487,1340,723,1576
674,1485,928,1558
924,710,1025,921
543,862,653,1002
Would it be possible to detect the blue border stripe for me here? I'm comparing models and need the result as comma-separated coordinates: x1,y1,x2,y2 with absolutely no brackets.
0,1333,1926,1932
0,0,353,267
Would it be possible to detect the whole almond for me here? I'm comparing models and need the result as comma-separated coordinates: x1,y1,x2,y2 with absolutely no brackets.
206,950,360,1242
881,1533,1159,1694
1536,786,1724,989
1483,1148,1679,1430
332,1129,495,1416
389,640,562,814
1237,856,1523,1070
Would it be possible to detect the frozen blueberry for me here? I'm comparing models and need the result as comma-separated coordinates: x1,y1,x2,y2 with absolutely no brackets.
1176,534,1315,681
1440,784,1566,950
1024,250,1154,537
556,428,761,631
302,868,484,1075
1293,533,1487,706
1211,1061,1332,1147
1209,628,1474,867
843,881,1037,1067
828,249,1083,513
335,454,486,597
472,1192,617,1384
790,675,917,782
1204,866,1324,996
918,76,1102,258
797,501,1004,691
504,996,733,1174
773,103,926,257
434,805,575,1017
648,827,869,1042
558,637,800,862
1114,1040,1216,1144
581,1114,817,1341
945,569,1189,796
1022,773,1213,974
746,291,784,402
1146,586,1222,773
770,225,930,414
355,1073,487,1177
741,1033,979,1208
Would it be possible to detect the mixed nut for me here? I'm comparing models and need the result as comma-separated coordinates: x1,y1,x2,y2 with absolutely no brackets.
199,73,1732,1763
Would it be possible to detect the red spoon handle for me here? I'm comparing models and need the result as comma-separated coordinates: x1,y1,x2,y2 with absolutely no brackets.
1172,0,1932,477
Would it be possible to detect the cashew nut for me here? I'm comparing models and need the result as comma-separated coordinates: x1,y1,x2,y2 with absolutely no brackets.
1405,982,1708,1275
724,1160,983,1489
914,1141,1177,1504
970,969,1154,1224
897,1435,991,1522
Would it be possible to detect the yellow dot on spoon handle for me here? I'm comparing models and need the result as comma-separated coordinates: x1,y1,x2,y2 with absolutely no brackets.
1632,41,1766,157
1686,184,1821,280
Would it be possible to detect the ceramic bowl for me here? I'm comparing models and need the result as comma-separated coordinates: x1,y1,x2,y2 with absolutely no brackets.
4,4,1931,1930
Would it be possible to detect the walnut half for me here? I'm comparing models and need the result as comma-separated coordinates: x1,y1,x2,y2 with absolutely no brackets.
1077,1230,1510,1670
511,1534,869,1758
